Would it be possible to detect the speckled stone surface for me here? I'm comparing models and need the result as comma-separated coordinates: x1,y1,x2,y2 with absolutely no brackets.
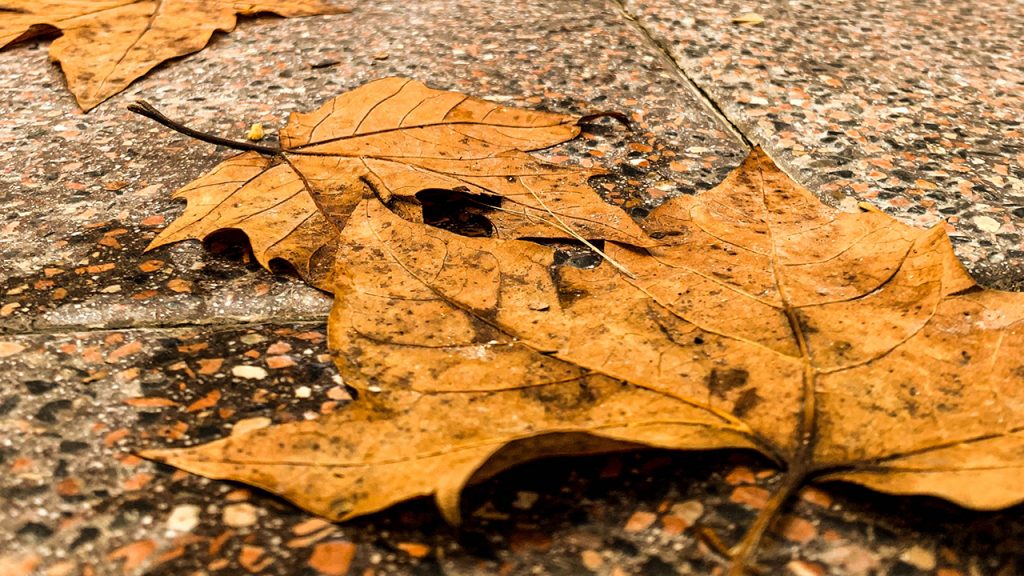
623,0,1024,289
1,1,1023,575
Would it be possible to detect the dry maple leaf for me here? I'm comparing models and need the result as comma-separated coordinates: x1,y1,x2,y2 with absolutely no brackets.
136,83,1024,573
0,0,349,110
137,77,649,289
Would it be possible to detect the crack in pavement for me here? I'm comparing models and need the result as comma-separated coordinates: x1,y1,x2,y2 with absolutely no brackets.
610,0,852,216
611,0,753,149
1,317,327,338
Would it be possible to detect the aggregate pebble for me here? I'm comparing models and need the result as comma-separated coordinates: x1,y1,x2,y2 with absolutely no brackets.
222,503,259,529
165,505,201,533
901,545,938,571
231,365,268,380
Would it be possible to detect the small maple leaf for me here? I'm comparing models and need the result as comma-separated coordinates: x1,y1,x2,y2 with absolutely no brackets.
138,77,649,290
137,81,1024,574
0,0,349,111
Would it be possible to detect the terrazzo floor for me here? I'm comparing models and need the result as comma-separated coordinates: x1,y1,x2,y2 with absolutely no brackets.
1,1,1022,575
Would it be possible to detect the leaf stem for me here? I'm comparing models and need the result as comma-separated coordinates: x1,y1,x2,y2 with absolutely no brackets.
727,466,808,576
127,100,282,155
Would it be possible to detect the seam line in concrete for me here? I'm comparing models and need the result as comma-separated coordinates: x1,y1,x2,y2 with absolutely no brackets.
612,0,753,149
2,317,327,338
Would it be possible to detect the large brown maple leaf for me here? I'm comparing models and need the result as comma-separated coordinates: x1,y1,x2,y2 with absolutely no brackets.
0,0,349,110
136,79,1024,574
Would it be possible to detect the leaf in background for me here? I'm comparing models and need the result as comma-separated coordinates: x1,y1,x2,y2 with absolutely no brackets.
0,0,350,110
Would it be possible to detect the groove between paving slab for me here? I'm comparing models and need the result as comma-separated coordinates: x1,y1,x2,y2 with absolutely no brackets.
2,317,327,338
611,0,827,208
612,0,753,149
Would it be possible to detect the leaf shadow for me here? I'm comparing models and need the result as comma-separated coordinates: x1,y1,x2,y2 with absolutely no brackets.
145,445,1024,574
339,449,1024,574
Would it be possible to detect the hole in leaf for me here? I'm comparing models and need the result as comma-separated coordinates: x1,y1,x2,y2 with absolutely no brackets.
417,189,500,238
202,229,255,262
267,257,298,277
629,206,650,219
525,238,607,270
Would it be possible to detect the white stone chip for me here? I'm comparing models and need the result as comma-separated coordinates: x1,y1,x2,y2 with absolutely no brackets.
669,500,705,525
166,504,201,532
900,545,936,570
973,215,1001,233
231,417,272,437
232,365,268,380
223,503,258,528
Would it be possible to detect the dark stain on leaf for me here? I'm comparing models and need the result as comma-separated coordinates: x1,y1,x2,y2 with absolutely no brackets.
707,368,750,399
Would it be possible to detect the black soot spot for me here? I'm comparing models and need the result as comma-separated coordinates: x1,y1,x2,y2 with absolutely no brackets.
707,368,750,399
